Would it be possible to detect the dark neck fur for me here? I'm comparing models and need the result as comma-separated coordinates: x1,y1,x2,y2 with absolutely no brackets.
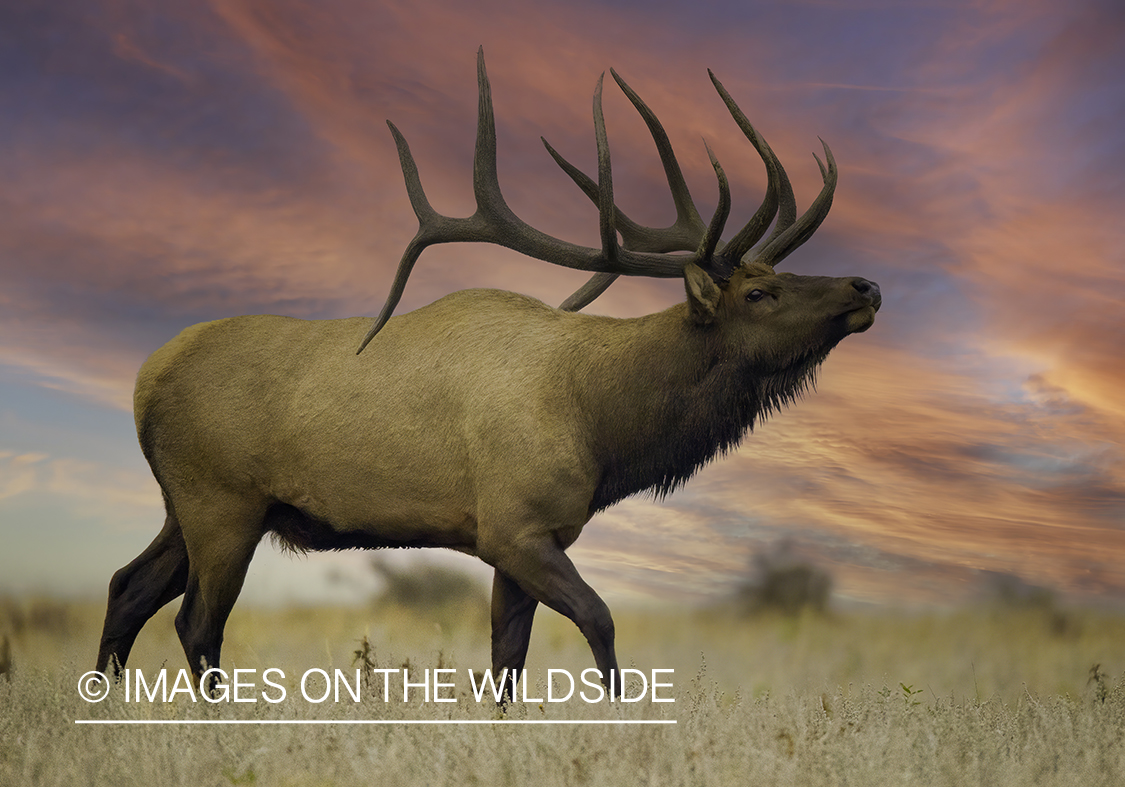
587,313,831,514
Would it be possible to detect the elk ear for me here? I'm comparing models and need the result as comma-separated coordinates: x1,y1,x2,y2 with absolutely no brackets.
684,263,721,325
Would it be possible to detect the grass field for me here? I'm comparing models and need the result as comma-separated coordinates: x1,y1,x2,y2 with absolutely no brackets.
2,595,1124,785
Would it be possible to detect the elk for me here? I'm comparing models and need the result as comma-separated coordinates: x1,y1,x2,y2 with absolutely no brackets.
96,49,880,695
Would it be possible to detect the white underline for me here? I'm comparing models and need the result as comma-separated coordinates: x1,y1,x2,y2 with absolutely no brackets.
75,719,676,725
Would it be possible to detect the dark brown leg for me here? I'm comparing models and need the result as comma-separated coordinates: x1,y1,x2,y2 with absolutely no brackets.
96,514,189,675
486,535,620,698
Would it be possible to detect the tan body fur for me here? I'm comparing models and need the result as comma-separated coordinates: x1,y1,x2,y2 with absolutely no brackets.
136,289,688,556
98,265,879,693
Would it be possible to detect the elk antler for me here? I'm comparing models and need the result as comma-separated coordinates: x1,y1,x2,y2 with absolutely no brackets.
548,70,836,310
546,69,788,311
358,48,836,353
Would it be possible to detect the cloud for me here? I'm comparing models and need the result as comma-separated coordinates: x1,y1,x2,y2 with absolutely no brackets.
0,345,137,412
0,448,160,522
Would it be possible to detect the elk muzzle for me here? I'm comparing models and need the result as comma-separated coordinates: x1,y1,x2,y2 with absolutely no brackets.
844,277,881,334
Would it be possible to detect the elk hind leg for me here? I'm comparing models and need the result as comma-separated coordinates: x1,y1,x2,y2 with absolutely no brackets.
174,499,265,685
96,513,189,675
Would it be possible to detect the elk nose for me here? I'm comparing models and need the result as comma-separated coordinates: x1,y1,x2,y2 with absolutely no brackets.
851,278,881,308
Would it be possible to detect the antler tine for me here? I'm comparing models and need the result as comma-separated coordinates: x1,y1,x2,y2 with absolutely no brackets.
356,122,440,354
593,73,619,265
558,271,618,311
542,137,621,312
707,71,785,262
556,73,624,314
751,138,837,268
697,140,731,265
755,150,797,257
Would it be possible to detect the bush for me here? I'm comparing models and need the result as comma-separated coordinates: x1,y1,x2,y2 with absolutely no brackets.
737,540,832,616
980,571,1056,609
979,570,1077,637
369,556,488,624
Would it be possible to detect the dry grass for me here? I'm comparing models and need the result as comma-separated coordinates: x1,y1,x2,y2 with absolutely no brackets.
2,596,1124,786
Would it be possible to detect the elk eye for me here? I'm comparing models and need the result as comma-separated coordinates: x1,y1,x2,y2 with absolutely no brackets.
747,289,765,302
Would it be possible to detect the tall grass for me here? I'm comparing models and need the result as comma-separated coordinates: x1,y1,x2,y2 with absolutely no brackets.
2,597,1124,785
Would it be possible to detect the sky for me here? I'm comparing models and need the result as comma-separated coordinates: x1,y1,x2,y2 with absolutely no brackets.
1,0,1123,610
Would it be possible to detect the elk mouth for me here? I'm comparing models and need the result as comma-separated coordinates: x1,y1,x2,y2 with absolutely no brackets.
844,304,878,334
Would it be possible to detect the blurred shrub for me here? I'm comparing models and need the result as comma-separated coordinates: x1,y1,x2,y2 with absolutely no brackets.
0,596,73,637
738,540,832,616
981,571,1056,609
979,570,1077,637
369,556,488,626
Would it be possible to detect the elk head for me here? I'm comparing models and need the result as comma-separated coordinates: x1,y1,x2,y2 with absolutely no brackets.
357,47,880,353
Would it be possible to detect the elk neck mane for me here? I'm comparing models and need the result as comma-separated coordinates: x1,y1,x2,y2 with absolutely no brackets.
582,303,833,514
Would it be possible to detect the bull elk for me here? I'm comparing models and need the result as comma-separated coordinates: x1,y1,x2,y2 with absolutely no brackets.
96,49,880,695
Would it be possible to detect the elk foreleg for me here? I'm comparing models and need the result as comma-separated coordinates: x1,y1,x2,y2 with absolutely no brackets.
486,535,621,698
96,514,189,676
491,568,539,701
